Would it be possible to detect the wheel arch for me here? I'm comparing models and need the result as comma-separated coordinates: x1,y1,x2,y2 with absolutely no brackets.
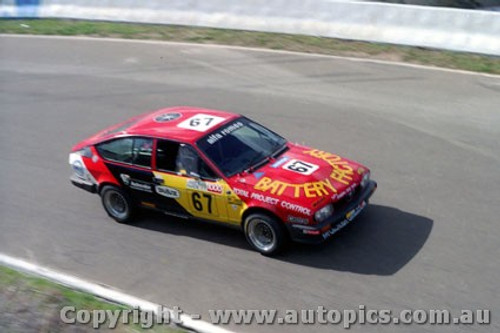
98,182,121,195
241,206,285,230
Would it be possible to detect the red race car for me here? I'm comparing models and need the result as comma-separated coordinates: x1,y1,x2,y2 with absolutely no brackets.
69,107,377,255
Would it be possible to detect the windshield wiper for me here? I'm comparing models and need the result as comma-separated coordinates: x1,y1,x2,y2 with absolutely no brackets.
243,153,269,174
271,143,288,158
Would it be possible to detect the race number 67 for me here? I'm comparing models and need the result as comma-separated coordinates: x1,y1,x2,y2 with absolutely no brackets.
177,113,226,132
283,159,319,175
190,117,214,127
192,192,213,214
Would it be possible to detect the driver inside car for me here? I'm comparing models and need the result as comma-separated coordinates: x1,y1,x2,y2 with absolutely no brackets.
175,144,199,176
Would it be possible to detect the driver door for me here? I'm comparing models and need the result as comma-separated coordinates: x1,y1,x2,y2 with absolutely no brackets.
153,140,228,222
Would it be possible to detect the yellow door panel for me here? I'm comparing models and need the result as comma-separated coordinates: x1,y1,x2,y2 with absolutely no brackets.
152,171,246,225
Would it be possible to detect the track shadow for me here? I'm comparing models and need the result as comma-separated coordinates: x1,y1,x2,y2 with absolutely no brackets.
131,204,433,276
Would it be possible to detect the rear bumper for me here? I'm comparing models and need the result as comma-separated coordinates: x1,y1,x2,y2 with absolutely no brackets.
286,180,377,244
70,175,97,193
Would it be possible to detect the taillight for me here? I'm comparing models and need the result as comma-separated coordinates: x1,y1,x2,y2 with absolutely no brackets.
76,146,93,158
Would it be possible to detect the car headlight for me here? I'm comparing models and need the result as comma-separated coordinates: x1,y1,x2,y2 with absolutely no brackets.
361,171,370,188
314,204,334,223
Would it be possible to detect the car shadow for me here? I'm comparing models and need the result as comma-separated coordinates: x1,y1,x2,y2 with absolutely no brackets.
275,204,433,275
133,210,249,249
132,204,433,276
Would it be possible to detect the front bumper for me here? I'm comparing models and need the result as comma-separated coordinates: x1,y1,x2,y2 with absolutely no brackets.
286,180,377,244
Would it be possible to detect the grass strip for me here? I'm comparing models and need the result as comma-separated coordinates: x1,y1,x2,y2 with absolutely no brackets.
0,264,182,332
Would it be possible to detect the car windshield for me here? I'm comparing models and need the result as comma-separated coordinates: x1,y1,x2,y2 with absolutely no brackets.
197,117,288,177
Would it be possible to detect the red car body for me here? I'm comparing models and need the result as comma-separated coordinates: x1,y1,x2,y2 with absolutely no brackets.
70,107,377,254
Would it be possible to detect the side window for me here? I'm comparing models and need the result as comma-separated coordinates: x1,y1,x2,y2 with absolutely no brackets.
156,140,180,172
156,140,218,179
96,138,134,163
199,159,218,179
175,144,218,180
96,137,152,167
131,138,153,167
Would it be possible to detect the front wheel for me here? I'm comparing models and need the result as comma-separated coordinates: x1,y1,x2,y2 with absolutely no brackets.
100,185,134,223
244,213,287,255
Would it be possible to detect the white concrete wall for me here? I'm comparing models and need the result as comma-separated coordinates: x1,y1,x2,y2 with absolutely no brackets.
1,0,499,55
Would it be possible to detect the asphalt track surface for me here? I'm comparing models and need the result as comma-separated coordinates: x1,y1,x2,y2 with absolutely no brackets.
1,35,499,333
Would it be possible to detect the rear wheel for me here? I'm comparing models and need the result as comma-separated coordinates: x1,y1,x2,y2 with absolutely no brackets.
100,185,134,223
244,213,287,255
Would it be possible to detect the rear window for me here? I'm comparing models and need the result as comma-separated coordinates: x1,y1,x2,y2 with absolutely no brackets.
96,137,153,168
99,118,140,137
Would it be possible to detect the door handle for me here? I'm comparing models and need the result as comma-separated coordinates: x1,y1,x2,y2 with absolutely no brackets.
153,177,164,185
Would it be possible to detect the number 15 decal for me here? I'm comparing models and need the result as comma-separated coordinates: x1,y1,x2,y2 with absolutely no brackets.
177,113,226,132
282,159,319,175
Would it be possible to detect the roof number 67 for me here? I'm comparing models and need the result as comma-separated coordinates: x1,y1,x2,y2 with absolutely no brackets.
190,117,214,127
177,113,226,132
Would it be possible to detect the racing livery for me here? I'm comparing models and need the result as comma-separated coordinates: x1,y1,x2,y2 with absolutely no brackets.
69,107,377,255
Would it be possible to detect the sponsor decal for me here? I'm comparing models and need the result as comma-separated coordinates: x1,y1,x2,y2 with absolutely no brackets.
271,156,289,168
186,179,223,194
250,192,279,205
186,179,207,191
206,183,223,194
155,185,180,199
332,183,357,201
119,174,152,193
322,219,350,239
120,174,131,185
357,167,365,175
253,150,356,198
206,121,244,145
254,176,337,199
129,180,152,193
72,160,85,178
346,201,366,221
154,112,182,123
321,202,366,239
141,202,156,208
92,155,99,163
177,113,226,132
253,172,265,180
232,188,249,198
302,149,354,185
281,201,312,216
282,159,319,175
69,153,97,184
287,215,309,225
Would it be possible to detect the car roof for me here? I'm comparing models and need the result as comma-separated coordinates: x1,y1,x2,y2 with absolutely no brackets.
98,106,241,144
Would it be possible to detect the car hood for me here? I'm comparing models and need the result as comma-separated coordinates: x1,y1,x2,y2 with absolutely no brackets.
231,143,368,207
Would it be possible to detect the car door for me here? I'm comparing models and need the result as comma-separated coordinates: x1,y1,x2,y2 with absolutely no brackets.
153,140,230,222
150,139,192,217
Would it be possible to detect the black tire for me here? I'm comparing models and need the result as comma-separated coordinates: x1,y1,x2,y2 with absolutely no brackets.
243,213,287,255
100,185,134,224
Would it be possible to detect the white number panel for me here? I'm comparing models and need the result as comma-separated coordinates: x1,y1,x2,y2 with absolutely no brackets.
177,114,226,132
282,159,319,175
